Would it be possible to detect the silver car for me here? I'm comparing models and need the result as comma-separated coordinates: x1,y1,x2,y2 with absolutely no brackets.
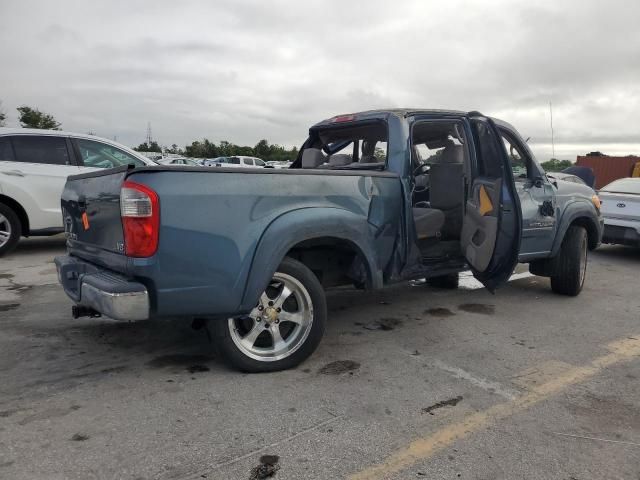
599,178,640,247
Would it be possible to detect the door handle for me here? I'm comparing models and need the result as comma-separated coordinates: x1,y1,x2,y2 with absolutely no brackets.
2,170,25,177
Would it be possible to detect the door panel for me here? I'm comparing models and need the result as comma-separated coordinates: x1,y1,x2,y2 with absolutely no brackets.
464,117,522,290
461,178,500,271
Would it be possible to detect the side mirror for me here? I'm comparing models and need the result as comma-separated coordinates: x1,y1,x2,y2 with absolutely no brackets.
532,176,544,188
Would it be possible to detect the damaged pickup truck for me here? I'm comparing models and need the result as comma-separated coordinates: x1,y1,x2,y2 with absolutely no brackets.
55,109,602,371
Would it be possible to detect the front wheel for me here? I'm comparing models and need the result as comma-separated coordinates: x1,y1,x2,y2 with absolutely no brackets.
550,225,587,296
213,257,327,372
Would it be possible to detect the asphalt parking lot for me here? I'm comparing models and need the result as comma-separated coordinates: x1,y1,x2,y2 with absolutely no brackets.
1,236,639,480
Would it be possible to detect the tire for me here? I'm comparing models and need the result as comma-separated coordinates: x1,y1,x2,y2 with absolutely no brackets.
550,225,587,296
427,273,459,289
213,257,327,372
0,203,21,257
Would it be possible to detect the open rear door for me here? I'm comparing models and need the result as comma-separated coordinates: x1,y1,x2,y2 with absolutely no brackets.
461,115,522,291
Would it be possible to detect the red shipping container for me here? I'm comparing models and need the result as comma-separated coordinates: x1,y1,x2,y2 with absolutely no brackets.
576,155,640,189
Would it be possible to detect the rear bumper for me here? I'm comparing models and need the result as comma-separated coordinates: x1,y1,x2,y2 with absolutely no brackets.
602,221,640,246
54,255,149,321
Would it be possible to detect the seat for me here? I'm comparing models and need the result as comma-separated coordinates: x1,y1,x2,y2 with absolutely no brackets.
429,143,465,238
413,207,445,240
301,148,326,168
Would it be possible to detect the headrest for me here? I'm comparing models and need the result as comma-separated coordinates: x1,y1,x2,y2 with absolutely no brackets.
301,148,326,168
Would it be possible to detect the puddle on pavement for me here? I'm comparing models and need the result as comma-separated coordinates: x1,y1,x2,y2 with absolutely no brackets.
425,307,455,317
250,455,280,480
360,317,403,331
147,354,214,374
458,303,495,315
0,303,20,312
187,364,210,373
319,360,360,375
422,395,463,415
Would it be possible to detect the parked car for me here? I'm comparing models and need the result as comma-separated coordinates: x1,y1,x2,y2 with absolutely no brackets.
0,128,157,255
599,177,640,247
203,157,228,167
156,157,200,166
55,109,602,372
266,160,292,169
206,156,266,168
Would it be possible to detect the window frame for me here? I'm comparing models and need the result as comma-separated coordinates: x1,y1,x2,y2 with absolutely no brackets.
307,119,390,169
71,137,147,168
8,134,78,166
409,118,471,173
0,136,17,162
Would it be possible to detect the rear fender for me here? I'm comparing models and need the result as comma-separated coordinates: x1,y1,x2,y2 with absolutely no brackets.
239,207,380,311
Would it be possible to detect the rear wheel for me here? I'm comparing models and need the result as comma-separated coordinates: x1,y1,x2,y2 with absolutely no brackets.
550,225,587,296
427,273,459,289
214,257,326,372
0,204,21,257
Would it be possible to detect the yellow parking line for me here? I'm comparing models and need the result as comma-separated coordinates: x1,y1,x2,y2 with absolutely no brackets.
349,336,640,480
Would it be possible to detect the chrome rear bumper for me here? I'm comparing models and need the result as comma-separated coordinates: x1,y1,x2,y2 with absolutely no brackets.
55,255,149,321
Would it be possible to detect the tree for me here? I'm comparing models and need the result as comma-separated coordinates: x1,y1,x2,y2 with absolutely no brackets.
133,141,162,153
165,143,182,155
540,158,573,172
17,106,61,130
0,101,6,127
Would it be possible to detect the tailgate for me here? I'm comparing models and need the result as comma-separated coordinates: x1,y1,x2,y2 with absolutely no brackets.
62,166,129,267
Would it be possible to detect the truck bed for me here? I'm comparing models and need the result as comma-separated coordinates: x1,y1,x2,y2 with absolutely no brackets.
61,165,403,318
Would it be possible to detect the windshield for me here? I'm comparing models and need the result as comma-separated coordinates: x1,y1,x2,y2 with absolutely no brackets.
601,179,640,194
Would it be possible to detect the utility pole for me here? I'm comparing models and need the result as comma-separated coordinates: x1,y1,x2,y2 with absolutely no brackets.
549,102,555,159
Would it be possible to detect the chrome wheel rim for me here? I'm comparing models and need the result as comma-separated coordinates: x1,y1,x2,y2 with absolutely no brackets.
228,272,314,362
0,214,11,249
579,235,587,287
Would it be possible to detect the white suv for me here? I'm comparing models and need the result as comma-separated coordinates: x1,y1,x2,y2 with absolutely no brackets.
0,128,156,255
205,156,266,168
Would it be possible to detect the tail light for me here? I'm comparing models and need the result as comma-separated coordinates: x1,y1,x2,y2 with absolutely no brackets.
120,180,159,257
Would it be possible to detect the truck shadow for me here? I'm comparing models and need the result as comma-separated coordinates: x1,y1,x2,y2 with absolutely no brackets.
592,244,640,261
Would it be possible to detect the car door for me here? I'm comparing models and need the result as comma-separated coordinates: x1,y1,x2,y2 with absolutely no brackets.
461,116,522,291
498,128,557,256
0,134,80,231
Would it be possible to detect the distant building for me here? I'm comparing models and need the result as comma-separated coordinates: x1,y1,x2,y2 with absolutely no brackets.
576,153,640,189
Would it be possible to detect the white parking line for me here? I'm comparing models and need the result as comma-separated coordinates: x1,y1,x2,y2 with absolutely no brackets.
430,359,520,400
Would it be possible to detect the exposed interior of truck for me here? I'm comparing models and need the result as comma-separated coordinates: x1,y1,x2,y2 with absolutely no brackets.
298,122,388,170
296,118,502,276
410,120,467,264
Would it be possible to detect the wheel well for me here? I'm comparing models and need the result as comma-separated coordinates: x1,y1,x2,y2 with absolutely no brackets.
0,195,29,235
570,216,599,249
285,237,370,288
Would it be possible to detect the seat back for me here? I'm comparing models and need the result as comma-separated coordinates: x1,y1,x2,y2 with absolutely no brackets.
429,144,465,237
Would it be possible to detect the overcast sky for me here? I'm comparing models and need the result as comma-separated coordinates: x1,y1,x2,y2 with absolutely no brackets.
1,0,639,160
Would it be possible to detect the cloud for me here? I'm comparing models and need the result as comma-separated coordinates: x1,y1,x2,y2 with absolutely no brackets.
0,0,638,160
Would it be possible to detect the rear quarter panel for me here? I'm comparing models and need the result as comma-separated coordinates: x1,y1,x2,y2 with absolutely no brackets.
126,168,402,317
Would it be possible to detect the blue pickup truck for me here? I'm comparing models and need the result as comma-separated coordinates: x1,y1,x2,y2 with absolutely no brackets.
55,109,602,371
